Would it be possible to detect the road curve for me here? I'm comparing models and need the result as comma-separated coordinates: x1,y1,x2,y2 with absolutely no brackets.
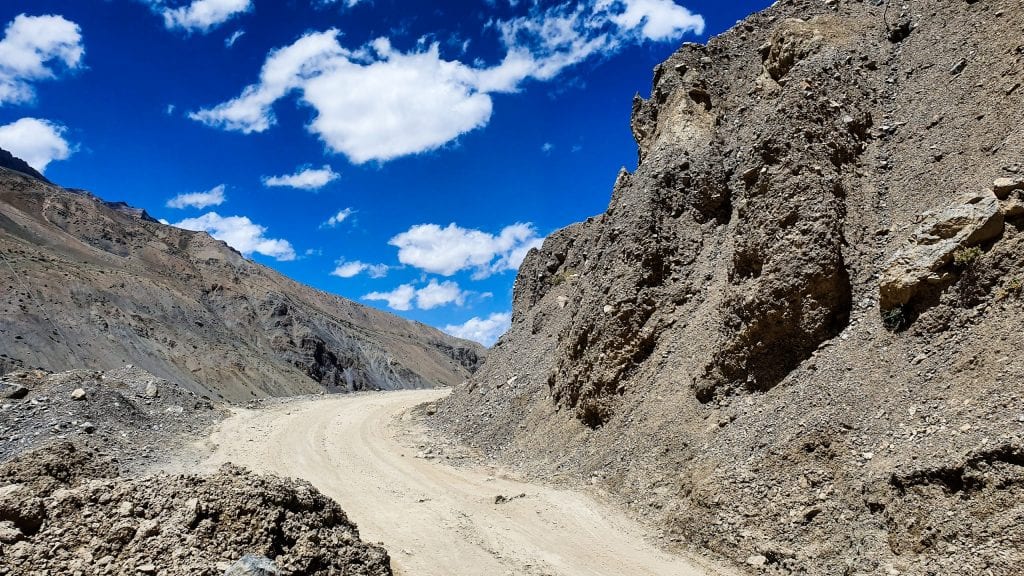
200,389,735,576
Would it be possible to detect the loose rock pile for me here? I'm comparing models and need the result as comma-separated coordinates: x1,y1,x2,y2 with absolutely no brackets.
0,366,224,471
0,443,392,575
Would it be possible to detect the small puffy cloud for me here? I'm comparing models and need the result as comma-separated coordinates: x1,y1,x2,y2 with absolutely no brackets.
363,283,416,311
165,184,226,209
444,312,511,346
0,117,72,172
262,164,339,190
331,259,388,278
192,1,704,163
0,14,84,106
161,0,252,33
225,29,245,47
541,142,553,153
322,207,353,228
172,212,296,261
388,222,543,278
414,279,467,310
302,41,493,163
363,279,468,311
600,0,705,41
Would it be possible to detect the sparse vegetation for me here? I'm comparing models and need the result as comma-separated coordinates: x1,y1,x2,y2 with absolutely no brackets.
550,266,576,286
996,277,1023,301
953,246,983,267
881,306,906,331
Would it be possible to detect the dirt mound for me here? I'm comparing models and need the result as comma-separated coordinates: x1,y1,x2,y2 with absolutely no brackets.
435,0,1024,574
1,367,225,472
0,443,392,575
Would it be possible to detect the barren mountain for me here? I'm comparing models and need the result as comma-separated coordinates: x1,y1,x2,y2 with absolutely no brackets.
0,164,482,401
435,0,1024,574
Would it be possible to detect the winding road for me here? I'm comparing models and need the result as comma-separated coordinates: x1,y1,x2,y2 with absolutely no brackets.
199,389,734,576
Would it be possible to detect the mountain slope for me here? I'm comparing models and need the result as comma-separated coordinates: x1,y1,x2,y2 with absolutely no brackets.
0,164,482,401
436,0,1024,574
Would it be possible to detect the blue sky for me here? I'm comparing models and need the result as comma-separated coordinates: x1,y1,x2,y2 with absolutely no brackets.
0,0,770,345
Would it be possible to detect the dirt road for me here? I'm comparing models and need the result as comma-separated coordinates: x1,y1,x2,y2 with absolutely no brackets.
200,390,735,576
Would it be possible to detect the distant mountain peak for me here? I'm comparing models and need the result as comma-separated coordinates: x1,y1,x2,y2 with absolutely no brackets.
0,147,50,184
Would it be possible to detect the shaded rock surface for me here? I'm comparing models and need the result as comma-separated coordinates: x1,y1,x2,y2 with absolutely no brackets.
435,0,1024,574
0,162,483,401
0,443,392,575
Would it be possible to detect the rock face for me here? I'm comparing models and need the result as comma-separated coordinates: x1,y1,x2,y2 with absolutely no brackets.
0,164,483,401
0,443,392,575
879,191,1004,312
436,0,1024,574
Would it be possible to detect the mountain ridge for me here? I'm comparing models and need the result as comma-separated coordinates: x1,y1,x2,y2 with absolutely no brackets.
0,161,482,401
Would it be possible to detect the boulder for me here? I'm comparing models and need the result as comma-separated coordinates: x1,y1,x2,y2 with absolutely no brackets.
70,388,87,401
0,381,28,400
992,177,1024,200
0,520,22,543
880,193,1004,310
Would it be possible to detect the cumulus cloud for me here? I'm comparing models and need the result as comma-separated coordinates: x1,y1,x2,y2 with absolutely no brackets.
330,259,388,278
414,279,467,310
172,212,296,261
0,117,72,172
321,207,353,228
0,14,84,106
165,184,226,209
190,1,703,163
161,0,252,33
444,312,512,346
189,30,346,133
363,283,416,311
363,279,468,311
262,164,339,190
388,222,543,279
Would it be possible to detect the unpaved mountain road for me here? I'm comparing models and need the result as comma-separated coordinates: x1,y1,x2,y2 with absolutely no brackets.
198,389,736,576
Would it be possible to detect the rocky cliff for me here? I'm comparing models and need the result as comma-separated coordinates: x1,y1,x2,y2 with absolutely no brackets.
0,164,482,401
436,0,1024,574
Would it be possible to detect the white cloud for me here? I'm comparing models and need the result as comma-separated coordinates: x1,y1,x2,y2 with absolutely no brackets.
190,1,704,163
165,184,226,209
172,212,296,261
331,259,388,278
322,207,353,228
363,283,416,311
0,117,72,172
166,103,176,115
225,29,245,47
161,0,252,33
541,142,553,153
316,0,364,7
444,312,511,346
303,41,494,163
388,222,543,278
363,279,468,311
263,164,339,190
189,29,346,133
0,14,84,106
599,0,705,41
414,279,467,310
